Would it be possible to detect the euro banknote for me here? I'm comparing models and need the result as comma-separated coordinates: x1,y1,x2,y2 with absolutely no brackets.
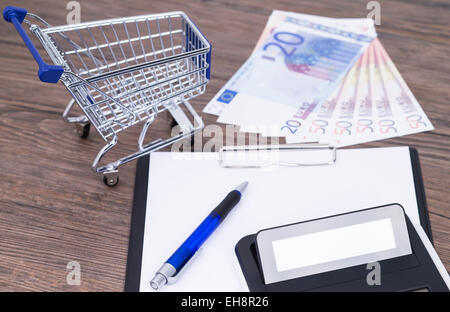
204,10,433,146
204,10,376,117
284,38,434,146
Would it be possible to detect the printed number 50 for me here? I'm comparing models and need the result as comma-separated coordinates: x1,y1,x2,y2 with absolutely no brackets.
406,114,427,129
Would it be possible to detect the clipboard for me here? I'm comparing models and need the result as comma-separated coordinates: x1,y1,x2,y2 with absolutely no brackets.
124,146,433,291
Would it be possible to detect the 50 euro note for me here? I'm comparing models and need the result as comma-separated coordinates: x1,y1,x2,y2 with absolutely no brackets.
285,38,434,146
284,51,364,144
283,39,389,145
374,39,434,134
340,39,433,146
329,41,401,146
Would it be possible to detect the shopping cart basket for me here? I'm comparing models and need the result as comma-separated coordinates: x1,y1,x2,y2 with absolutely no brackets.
3,6,211,186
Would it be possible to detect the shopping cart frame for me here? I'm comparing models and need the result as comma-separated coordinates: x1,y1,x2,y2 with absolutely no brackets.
3,6,211,186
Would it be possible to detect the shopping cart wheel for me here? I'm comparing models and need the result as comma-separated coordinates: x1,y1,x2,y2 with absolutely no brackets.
76,122,90,138
103,170,119,187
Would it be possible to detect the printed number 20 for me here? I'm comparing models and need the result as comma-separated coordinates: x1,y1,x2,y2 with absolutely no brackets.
281,120,301,134
263,32,304,59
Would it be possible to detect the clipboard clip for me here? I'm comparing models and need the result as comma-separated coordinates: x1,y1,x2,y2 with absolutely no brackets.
219,143,337,168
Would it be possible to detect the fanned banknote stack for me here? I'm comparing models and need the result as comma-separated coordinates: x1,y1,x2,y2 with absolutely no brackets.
204,10,434,146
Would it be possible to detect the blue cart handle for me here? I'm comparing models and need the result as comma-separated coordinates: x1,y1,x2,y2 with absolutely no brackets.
3,6,64,83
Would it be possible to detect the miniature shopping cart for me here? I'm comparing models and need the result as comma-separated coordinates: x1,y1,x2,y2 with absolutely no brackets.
3,6,211,186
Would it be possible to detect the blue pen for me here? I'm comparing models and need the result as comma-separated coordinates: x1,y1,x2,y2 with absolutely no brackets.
150,181,248,290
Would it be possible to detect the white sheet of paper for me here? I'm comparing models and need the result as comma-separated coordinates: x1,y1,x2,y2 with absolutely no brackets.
139,146,420,291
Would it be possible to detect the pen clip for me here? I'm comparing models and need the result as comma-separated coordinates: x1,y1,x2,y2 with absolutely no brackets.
166,248,202,284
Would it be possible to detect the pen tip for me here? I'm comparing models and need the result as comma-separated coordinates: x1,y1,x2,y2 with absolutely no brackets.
236,181,248,193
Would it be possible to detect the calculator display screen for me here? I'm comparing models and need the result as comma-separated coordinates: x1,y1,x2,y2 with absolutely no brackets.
272,218,396,272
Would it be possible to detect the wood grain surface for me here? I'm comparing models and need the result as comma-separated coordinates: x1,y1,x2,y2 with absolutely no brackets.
0,0,448,291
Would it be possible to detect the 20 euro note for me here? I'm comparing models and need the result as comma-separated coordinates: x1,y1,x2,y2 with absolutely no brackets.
204,10,376,117
238,13,377,137
248,18,374,136
204,13,376,121
253,10,377,55
211,19,375,137
244,10,377,139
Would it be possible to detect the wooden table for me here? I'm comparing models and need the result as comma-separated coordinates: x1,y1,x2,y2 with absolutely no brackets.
0,0,448,291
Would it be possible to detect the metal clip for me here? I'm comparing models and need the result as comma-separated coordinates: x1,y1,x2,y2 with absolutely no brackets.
219,143,337,168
